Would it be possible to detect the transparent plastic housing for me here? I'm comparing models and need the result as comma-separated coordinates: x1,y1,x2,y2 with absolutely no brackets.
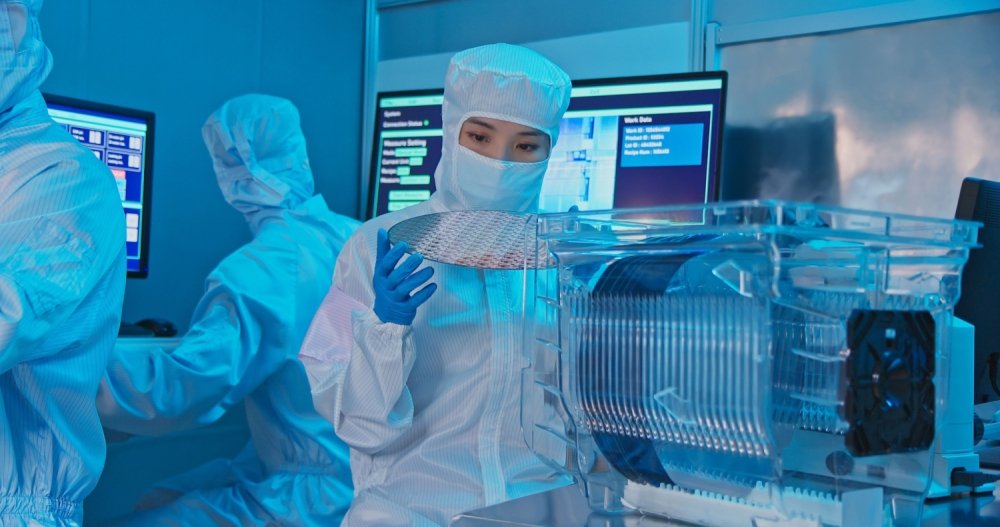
521,201,978,526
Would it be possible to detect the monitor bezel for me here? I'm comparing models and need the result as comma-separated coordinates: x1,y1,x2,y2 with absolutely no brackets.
42,93,156,279
366,70,729,220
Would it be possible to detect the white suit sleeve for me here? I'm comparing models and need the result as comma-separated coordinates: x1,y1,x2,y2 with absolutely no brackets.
336,310,416,453
0,167,120,375
97,238,298,435
301,231,417,454
96,300,268,435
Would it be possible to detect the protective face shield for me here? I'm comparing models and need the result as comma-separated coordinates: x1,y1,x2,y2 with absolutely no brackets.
202,94,315,232
433,43,572,213
0,0,53,115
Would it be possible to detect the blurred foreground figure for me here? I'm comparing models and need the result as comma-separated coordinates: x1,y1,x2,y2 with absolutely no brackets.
0,1,126,525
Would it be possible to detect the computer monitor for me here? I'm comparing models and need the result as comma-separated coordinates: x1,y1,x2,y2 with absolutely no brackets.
955,177,1000,404
43,94,155,278
367,71,727,219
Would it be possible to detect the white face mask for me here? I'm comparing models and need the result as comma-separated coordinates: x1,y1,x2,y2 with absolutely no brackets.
443,144,548,212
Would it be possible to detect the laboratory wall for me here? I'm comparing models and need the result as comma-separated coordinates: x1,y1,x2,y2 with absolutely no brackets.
710,2,1000,218
39,0,366,332
378,0,688,61
711,0,919,26
376,0,690,85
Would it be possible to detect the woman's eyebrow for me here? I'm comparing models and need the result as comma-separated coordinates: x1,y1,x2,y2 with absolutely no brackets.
465,117,496,130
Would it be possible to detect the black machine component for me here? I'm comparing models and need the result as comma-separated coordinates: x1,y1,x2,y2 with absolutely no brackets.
954,177,1000,404
844,310,936,457
825,451,855,476
950,468,1000,489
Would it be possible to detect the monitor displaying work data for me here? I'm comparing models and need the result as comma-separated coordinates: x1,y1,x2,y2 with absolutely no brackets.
368,71,727,219
44,94,155,277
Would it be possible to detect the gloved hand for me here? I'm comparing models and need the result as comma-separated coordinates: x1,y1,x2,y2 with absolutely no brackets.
373,228,437,325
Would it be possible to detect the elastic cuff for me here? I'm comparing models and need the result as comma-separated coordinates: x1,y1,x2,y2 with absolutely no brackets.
356,309,409,338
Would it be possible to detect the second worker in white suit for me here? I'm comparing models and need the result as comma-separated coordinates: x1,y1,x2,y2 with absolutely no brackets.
300,43,573,526
97,94,357,526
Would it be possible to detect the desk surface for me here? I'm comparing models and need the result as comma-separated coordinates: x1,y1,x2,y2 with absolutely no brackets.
451,483,1000,527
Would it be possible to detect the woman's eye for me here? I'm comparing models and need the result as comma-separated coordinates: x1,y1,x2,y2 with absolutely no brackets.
466,132,488,143
516,143,539,152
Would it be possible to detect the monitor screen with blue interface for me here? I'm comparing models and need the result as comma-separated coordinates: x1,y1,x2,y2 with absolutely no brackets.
43,95,154,277
368,71,727,219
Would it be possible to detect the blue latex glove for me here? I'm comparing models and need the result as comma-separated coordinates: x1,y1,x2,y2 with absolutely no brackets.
372,228,437,325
